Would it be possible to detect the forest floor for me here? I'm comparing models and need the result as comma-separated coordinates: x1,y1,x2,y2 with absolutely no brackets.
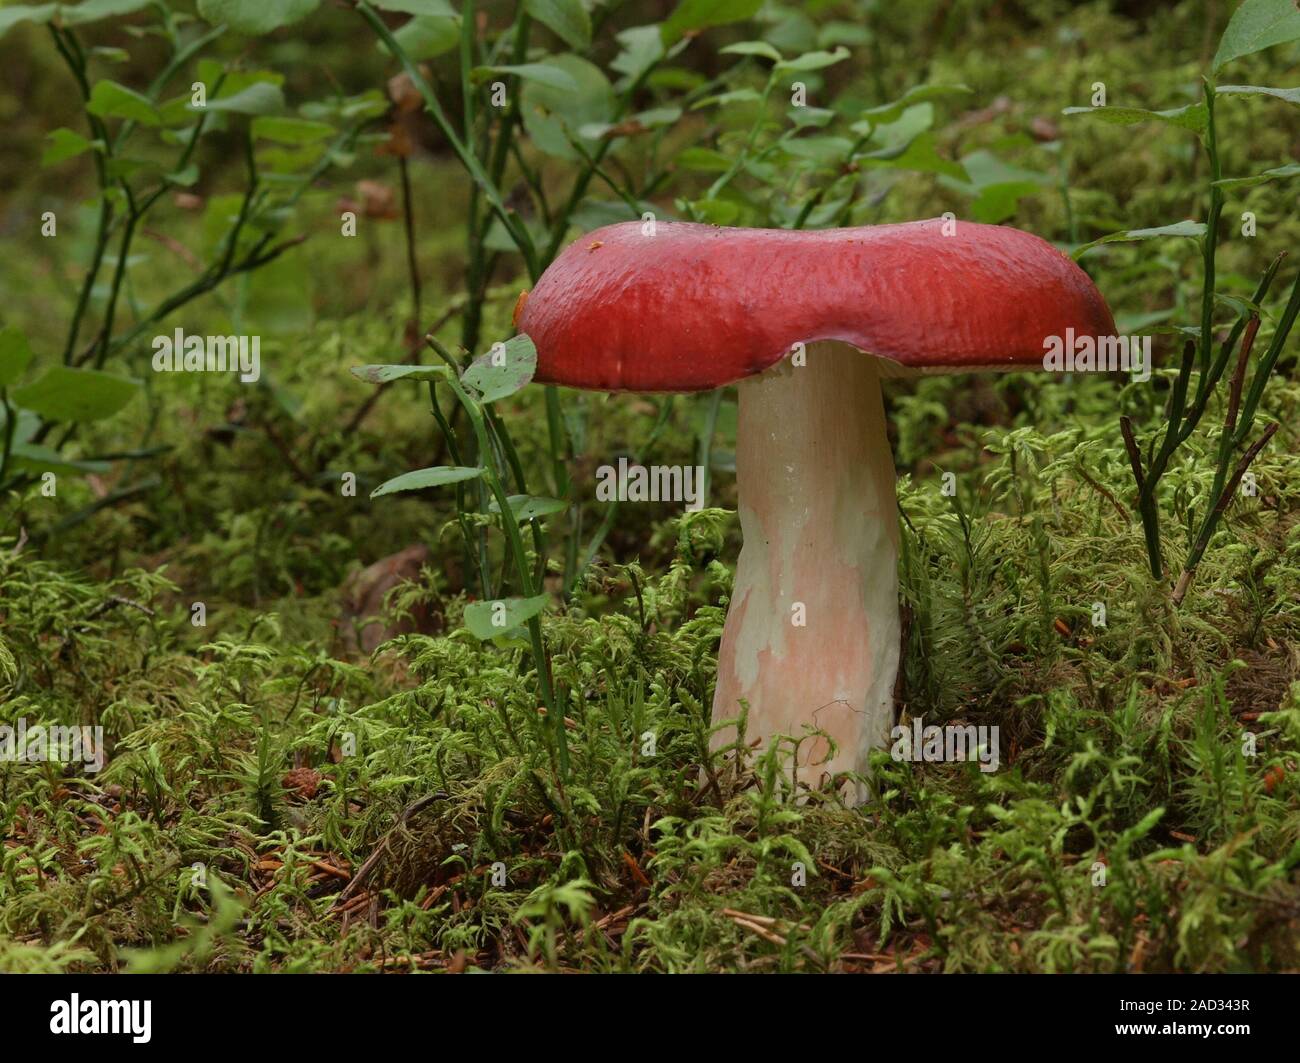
2,1,1299,972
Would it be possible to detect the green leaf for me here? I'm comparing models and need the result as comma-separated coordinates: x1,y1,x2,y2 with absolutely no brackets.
87,80,160,125
388,15,460,59
570,198,659,230
959,150,1051,190
579,106,682,139
251,116,336,143
1061,102,1207,133
780,135,853,164
661,0,762,46
196,0,320,35
970,181,1043,224
524,0,591,51
0,4,58,38
1213,0,1300,72
851,101,934,146
369,0,455,14
197,62,285,96
156,95,201,127
303,89,388,123
633,106,682,128
687,198,740,225
775,46,849,73
483,215,547,256
11,367,140,422
1213,162,1300,190
472,63,579,93
461,335,537,404
1217,83,1300,104
200,82,285,115
60,0,152,26
611,24,664,85
370,465,483,498
350,363,451,384
4,441,111,475
0,406,39,444
463,594,549,640
0,326,34,388
941,150,1050,222
691,87,763,110
165,164,200,186
488,494,569,522
858,132,967,181
42,127,96,167
789,105,835,129
720,40,783,62
1213,292,1263,319
675,147,733,172
520,55,615,160
1072,220,1208,259
860,84,971,125
818,21,871,48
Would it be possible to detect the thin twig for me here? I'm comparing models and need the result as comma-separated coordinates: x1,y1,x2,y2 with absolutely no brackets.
1119,415,1145,494
1225,315,1261,440
334,791,448,904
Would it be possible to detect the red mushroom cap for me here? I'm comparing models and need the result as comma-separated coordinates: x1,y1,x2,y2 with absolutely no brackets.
517,218,1117,392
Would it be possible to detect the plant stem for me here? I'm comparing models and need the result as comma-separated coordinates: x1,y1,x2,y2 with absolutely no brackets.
49,25,115,365
696,388,723,508
706,72,776,202
1233,268,1300,447
356,0,539,278
1182,251,1285,441
1197,80,1222,381
398,155,422,338
442,368,558,721
0,389,15,486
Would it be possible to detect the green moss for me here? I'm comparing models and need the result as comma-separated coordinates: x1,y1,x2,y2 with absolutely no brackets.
2,0,1299,974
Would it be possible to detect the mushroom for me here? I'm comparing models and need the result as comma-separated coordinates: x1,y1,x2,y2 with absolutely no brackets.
517,218,1115,797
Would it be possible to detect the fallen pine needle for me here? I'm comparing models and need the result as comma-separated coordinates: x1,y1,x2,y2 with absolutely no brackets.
730,917,787,947
721,908,811,933
310,860,351,881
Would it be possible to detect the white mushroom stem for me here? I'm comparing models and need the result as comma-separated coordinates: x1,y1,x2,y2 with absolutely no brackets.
711,341,900,799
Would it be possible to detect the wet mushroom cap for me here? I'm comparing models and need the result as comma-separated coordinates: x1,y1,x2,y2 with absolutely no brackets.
516,218,1117,392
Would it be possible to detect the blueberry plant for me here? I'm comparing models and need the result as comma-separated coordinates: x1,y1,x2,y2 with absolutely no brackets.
0,0,382,496
346,0,1014,640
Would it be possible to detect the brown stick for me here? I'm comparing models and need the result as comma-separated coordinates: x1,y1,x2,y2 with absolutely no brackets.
1224,315,1261,439
310,860,352,882
729,916,787,947
379,951,442,970
1074,462,1130,523
1215,422,1278,520
1119,415,1145,494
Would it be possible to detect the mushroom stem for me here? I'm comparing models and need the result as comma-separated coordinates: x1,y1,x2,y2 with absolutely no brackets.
711,341,900,800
